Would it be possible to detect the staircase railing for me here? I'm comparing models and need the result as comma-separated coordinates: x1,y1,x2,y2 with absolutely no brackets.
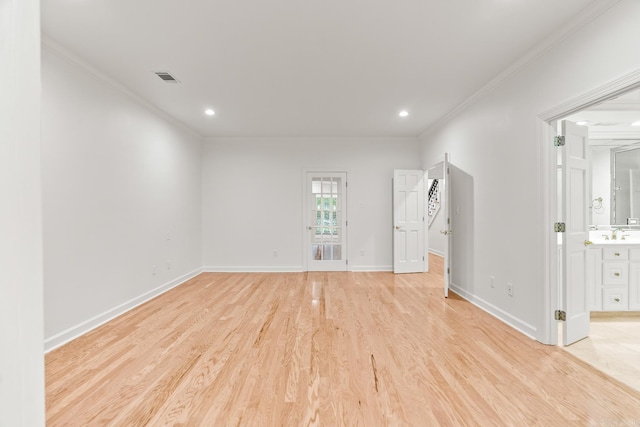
427,179,440,227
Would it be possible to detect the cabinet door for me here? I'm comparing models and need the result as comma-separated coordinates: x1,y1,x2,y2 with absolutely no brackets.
630,262,640,310
586,249,602,311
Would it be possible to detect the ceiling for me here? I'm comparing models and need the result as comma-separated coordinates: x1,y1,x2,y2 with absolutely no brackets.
42,0,598,138
566,87,640,149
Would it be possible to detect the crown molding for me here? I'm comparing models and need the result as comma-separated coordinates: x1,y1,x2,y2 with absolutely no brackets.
418,0,623,140
41,35,203,140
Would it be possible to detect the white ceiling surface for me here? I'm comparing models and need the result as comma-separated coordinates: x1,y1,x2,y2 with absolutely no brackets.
42,0,597,138
567,88,640,147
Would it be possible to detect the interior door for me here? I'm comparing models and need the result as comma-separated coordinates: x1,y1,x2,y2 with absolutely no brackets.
306,172,347,271
442,154,452,298
426,154,452,297
561,121,590,345
393,170,425,273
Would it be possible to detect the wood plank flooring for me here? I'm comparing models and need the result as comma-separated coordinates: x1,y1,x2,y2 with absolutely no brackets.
46,257,640,426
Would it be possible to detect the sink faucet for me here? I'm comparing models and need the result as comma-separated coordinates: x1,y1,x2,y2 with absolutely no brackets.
612,227,625,240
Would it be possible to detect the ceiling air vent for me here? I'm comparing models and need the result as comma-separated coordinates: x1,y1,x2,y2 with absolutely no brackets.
154,71,179,83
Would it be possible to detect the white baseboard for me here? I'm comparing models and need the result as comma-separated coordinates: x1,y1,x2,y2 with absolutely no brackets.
202,266,304,273
44,268,202,353
350,265,393,272
429,249,444,257
449,283,537,339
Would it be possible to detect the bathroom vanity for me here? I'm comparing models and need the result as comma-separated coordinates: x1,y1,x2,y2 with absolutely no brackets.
587,230,640,311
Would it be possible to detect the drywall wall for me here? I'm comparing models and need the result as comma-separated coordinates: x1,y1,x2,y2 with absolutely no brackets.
420,0,640,339
41,46,203,351
202,138,421,271
0,0,45,424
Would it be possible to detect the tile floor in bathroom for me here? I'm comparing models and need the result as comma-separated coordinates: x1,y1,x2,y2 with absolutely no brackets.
561,314,640,393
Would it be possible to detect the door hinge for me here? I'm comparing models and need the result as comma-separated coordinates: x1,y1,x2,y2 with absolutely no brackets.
554,222,566,233
555,310,566,321
447,218,450,225
423,256,425,261
554,136,565,147
346,220,348,226
346,181,348,188
346,259,348,265
447,267,450,274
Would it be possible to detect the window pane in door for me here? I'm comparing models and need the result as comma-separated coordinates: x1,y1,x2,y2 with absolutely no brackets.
309,174,344,263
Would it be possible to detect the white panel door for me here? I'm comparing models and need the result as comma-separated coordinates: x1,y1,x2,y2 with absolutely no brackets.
427,155,451,297
306,172,347,271
442,154,452,298
561,121,590,346
393,170,425,273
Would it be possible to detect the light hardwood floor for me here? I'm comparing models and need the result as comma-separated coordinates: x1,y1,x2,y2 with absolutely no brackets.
46,257,640,426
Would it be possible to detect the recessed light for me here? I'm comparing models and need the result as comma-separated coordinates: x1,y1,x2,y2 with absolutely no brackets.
632,121,640,126
576,121,589,126
399,110,409,117
204,109,215,116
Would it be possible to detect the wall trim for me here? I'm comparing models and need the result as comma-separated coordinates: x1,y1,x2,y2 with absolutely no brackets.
203,266,305,273
41,36,202,140
428,249,444,257
449,283,537,340
44,268,203,353
350,265,393,272
418,0,623,140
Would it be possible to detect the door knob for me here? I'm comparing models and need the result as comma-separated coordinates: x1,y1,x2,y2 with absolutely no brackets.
307,226,313,230
395,226,401,230
440,230,453,235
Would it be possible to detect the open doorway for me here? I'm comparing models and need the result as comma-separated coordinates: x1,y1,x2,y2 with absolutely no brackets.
550,84,640,392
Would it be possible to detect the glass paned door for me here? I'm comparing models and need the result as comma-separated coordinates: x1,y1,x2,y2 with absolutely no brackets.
307,172,347,271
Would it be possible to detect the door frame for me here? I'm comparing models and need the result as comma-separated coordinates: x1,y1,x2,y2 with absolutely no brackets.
538,70,640,345
302,169,349,272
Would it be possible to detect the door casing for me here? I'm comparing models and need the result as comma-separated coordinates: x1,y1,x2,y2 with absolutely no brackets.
538,70,640,345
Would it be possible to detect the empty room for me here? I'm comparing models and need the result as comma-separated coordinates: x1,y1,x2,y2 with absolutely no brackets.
3,0,640,425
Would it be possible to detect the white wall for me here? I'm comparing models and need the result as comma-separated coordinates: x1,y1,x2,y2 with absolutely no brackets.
202,138,421,271
420,0,640,339
41,46,203,351
0,0,45,425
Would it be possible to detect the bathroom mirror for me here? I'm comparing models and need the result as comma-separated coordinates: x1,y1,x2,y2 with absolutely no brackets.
590,143,640,227
612,146,640,225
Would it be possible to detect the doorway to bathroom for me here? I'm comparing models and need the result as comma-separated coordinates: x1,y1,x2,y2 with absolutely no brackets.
542,72,640,392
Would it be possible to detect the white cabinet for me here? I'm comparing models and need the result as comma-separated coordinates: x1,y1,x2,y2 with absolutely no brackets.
629,261,640,310
587,246,640,311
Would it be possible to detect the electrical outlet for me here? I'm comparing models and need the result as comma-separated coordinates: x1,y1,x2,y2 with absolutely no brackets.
507,283,513,297
273,249,278,257
152,265,157,275
360,249,365,256
166,260,171,270
489,276,495,288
